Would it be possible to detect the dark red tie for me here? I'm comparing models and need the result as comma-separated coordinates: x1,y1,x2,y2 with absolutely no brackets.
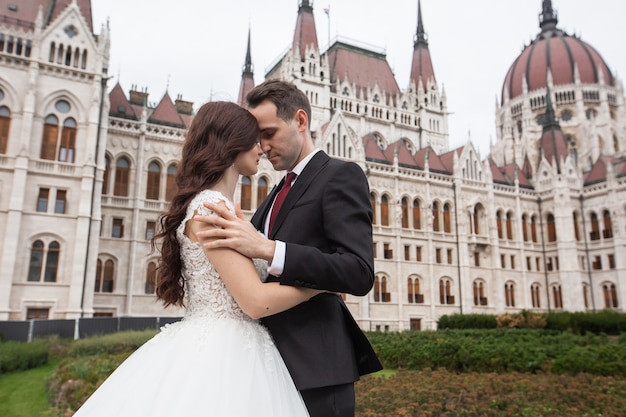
269,172,297,234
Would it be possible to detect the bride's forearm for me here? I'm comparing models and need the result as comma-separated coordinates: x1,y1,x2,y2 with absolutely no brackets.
246,283,321,319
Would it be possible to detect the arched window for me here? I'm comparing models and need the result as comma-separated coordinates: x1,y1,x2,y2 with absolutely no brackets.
240,176,252,210
102,155,111,195
40,114,59,160
496,211,503,239
552,285,563,309
145,261,157,294
505,282,516,307
412,199,421,229
27,240,44,282
0,105,10,154
401,198,409,228
590,212,600,240
506,212,513,240
407,277,421,303
257,177,268,209
443,203,451,233
547,214,557,242
27,240,59,282
531,283,541,308
473,205,481,235
432,202,440,232
45,241,60,282
531,215,538,242
603,283,618,308
439,278,454,304
114,157,130,196
370,193,377,225
373,275,389,302
95,258,115,293
473,280,486,306
603,210,613,239
583,283,590,309
146,161,161,200
165,164,177,201
521,214,529,241
58,117,76,162
49,42,56,62
380,195,389,226
572,212,580,241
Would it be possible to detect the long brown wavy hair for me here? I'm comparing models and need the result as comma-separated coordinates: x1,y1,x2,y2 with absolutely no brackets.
151,101,259,307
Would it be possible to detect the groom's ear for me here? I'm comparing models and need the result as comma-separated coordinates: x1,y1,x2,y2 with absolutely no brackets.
294,109,308,132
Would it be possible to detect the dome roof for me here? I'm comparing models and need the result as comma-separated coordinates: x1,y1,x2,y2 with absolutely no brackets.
502,1,614,104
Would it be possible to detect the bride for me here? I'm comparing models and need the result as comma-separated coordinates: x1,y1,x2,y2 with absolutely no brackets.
73,101,320,416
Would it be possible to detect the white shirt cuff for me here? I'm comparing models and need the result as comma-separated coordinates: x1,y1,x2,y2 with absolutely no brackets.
268,240,286,276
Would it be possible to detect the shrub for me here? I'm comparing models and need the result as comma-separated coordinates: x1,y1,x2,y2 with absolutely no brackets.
366,328,626,376
48,353,128,413
438,313,497,329
0,339,49,374
68,330,157,357
496,311,546,329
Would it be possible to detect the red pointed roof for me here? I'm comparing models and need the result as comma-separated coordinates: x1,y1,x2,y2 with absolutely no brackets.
489,158,509,185
539,127,568,172
410,0,436,91
439,147,463,172
327,41,400,100
584,156,610,185
108,82,138,120
149,92,186,128
292,0,319,61
414,146,449,174
522,154,534,180
238,76,255,108
501,164,533,189
0,0,94,32
362,133,389,164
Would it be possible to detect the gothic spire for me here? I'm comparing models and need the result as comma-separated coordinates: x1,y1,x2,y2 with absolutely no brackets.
409,0,436,92
237,27,255,107
539,87,568,173
414,0,428,47
292,0,319,60
539,0,558,32
242,28,253,77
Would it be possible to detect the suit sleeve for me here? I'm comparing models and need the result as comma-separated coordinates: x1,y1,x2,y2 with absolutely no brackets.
279,162,375,295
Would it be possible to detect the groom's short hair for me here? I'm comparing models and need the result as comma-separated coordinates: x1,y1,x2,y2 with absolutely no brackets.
246,79,312,128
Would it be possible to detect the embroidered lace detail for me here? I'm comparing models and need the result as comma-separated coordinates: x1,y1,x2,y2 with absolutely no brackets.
176,190,268,322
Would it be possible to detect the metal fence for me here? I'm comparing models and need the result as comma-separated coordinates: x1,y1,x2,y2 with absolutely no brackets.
0,316,183,342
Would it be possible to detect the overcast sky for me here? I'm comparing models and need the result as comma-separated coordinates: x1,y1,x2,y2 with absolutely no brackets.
91,0,626,157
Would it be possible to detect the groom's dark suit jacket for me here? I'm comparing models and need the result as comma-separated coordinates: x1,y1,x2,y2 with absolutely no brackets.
252,151,382,391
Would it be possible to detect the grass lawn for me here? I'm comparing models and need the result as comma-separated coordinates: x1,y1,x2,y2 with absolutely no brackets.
0,360,60,417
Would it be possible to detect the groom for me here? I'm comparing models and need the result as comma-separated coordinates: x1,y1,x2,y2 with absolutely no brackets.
196,79,382,416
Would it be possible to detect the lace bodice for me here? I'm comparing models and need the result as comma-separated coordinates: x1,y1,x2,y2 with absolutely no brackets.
176,190,268,322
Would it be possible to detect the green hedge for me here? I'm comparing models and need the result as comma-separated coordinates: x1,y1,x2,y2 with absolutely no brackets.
68,329,157,357
366,328,626,376
438,310,626,334
0,339,49,374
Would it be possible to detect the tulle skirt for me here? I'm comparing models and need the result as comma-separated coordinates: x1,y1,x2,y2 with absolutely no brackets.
73,316,309,417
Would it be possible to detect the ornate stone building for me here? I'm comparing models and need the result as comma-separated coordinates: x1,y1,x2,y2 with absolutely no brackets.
1,0,624,331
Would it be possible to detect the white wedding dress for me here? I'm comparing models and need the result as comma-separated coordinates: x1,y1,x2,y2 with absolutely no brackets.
74,190,309,417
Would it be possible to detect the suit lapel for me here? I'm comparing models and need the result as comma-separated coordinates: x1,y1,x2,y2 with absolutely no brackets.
269,152,329,238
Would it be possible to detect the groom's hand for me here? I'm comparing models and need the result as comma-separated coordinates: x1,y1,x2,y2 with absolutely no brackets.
194,202,275,261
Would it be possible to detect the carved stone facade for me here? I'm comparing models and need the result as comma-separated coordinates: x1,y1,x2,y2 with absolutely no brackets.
1,1,625,332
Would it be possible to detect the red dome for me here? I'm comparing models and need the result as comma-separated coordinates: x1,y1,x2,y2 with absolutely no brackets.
502,4,614,104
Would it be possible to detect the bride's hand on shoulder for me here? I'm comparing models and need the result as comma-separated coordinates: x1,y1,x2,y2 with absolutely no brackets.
194,202,275,261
